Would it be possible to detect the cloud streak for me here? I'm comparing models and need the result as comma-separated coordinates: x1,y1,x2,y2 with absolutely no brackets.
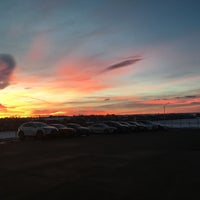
0,54,16,89
100,56,142,73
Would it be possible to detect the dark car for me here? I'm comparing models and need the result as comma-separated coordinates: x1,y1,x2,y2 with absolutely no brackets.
120,121,137,133
138,120,158,130
50,124,76,137
88,123,117,134
104,121,130,133
128,121,146,131
67,123,90,136
149,121,169,130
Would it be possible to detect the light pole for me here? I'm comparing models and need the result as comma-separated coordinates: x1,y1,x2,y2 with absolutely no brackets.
163,102,169,120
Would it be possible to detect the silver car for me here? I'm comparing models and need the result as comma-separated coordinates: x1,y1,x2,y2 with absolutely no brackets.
88,123,116,134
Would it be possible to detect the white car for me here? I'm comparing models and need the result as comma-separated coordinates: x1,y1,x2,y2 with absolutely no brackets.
88,123,116,134
17,122,59,140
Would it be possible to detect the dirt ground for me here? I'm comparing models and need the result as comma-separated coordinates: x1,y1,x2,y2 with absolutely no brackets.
1,130,200,200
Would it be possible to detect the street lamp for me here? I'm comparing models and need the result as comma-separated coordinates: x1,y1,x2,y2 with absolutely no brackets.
163,102,169,120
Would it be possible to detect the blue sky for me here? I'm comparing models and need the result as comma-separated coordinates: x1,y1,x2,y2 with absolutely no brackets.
0,0,200,116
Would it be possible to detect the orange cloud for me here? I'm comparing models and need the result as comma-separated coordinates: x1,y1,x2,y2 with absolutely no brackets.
0,104,7,112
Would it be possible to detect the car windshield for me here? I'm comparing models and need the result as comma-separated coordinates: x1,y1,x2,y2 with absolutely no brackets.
34,122,47,127
51,124,65,128
68,124,81,128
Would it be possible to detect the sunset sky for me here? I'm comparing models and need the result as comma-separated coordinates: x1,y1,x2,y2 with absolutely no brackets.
0,0,200,117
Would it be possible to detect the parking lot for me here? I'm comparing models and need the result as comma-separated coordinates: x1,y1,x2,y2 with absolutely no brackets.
1,130,200,199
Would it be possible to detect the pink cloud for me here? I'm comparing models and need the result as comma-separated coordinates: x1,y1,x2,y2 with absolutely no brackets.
26,34,50,63
53,56,114,93
53,53,143,94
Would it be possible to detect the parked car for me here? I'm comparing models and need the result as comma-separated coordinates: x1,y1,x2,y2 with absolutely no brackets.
50,124,76,137
150,122,169,130
138,120,158,130
128,121,146,131
120,121,137,132
17,122,59,140
104,121,130,133
88,123,117,134
67,123,90,136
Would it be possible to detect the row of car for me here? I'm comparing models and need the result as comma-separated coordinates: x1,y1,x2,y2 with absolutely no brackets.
88,120,168,134
17,120,168,140
17,122,90,140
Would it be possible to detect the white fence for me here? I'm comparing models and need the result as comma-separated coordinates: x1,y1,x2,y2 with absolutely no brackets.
156,118,200,129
